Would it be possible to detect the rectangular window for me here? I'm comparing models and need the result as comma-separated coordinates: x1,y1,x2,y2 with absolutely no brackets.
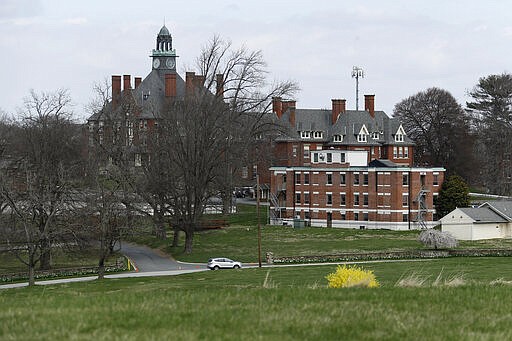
340,193,346,206
295,193,301,204
341,213,346,220
295,173,301,185
354,193,360,206
327,193,333,205
398,146,403,158
354,173,360,185
433,174,439,186
304,192,310,204
393,146,398,158
404,147,409,158
304,173,310,185
402,193,409,207
304,145,310,159
292,145,297,158
313,153,319,163
242,166,248,179
135,153,142,167
340,153,346,163
354,212,359,221
363,173,369,186
340,173,346,185
403,173,409,186
327,153,332,163
403,213,409,222
327,174,332,185
363,194,369,206
363,213,369,221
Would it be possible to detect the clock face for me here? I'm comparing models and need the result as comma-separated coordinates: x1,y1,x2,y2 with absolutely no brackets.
166,58,175,69
152,58,160,69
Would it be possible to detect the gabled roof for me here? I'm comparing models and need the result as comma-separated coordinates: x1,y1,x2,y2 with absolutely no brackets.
458,207,508,223
480,201,512,221
278,107,415,146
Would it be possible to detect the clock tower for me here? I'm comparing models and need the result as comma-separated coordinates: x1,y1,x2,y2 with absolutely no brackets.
151,25,177,71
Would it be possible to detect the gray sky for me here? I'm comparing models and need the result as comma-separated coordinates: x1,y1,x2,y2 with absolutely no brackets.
1,0,511,120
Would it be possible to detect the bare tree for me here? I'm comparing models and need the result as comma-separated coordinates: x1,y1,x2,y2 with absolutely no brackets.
393,87,474,180
467,73,512,195
0,89,81,284
155,36,298,253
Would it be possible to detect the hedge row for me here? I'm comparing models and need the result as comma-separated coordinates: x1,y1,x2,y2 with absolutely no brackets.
1,258,127,283
266,249,512,264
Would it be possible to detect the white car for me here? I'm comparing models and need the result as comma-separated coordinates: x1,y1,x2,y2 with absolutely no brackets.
207,258,242,270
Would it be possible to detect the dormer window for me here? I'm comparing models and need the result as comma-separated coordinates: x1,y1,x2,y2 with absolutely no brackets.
313,131,323,139
395,125,406,142
300,131,311,139
333,134,343,142
357,125,369,143
371,132,379,140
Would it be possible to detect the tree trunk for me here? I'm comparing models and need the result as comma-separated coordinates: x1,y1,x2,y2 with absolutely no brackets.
28,263,35,286
221,189,232,215
153,213,167,240
39,238,51,270
97,256,105,280
184,229,194,254
172,226,180,247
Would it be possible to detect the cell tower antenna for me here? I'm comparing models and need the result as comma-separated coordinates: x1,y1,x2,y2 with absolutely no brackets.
351,66,364,111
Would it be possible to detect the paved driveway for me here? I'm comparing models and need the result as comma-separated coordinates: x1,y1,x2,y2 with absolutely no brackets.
120,242,203,272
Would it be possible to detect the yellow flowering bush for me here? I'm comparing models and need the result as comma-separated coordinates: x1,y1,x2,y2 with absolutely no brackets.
326,264,380,288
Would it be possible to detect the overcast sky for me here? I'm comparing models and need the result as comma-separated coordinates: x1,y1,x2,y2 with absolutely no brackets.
1,0,511,120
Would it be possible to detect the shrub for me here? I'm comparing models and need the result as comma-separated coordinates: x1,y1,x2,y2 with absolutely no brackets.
326,265,379,288
419,229,458,249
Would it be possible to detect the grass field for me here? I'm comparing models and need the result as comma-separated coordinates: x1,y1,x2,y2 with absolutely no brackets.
2,257,512,340
3,204,512,339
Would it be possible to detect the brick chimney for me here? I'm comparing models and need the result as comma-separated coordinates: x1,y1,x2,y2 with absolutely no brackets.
123,75,131,91
216,74,224,97
282,100,296,126
165,73,177,97
134,77,142,89
186,72,195,96
272,97,283,118
193,75,205,89
331,99,346,124
112,75,121,109
365,94,375,118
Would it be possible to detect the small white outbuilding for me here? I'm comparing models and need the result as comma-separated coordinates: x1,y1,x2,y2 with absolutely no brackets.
440,202,512,240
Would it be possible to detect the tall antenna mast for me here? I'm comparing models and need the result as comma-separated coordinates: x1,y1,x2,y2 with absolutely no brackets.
351,66,364,111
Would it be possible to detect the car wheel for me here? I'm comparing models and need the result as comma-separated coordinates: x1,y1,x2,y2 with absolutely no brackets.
213,265,220,270
233,265,240,269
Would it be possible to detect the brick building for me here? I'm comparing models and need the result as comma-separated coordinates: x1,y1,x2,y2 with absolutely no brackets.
269,96,445,229
86,25,220,166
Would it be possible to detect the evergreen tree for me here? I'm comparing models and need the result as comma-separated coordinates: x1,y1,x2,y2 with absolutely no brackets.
435,175,470,218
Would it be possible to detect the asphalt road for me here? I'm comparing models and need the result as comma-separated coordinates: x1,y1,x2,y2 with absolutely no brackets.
120,242,203,272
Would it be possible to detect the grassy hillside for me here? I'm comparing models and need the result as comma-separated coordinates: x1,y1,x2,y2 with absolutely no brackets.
2,257,512,340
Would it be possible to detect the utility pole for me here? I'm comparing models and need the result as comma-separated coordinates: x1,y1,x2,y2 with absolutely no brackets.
351,66,364,111
256,173,262,267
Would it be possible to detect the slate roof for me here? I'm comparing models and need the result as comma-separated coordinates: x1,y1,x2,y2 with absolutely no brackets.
278,107,415,147
368,159,399,168
480,201,512,221
87,69,186,122
458,207,508,223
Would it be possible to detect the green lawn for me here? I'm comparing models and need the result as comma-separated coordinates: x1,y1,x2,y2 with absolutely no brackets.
2,257,512,340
